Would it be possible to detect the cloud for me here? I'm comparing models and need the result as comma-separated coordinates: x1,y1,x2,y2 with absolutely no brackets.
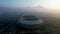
32,6,44,8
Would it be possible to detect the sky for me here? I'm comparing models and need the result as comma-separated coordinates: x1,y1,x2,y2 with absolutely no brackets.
0,0,60,10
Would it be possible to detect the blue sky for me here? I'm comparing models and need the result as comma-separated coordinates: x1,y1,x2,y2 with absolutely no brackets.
0,0,44,7
0,0,60,9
